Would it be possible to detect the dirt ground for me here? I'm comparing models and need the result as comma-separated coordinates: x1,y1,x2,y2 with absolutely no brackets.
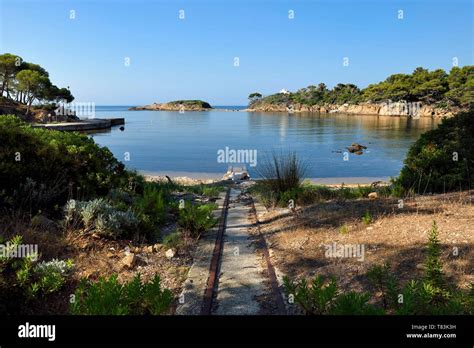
256,190,474,294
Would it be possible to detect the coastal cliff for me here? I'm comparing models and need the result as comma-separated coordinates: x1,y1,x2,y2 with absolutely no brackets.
246,101,459,117
130,100,212,111
246,66,472,117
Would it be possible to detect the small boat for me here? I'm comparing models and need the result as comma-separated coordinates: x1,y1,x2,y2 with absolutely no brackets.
222,166,250,181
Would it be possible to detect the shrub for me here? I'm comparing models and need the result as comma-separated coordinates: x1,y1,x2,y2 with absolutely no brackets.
70,273,173,315
64,198,140,239
395,108,474,194
178,202,217,238
286,221,471,315
162,231,182,250
256,151,307,202
424,221,445,289
0,235,73,314
0,115,129,213
362,210,372,225
283,275,382,315
133,183,167,226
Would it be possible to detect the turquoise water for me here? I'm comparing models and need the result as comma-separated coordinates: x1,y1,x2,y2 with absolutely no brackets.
89,106,440,180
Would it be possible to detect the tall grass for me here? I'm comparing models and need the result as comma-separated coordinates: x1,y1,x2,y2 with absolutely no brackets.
256,151,308,199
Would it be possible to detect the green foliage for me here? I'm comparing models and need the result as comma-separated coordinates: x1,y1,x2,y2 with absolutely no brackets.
283,275,382,315
252,66,473,108
394,108,474,194
286,222,471,315
424,221,445,289
339,224,349,234
162,231,182,249
178,202,217,238
0,115,129,214
0,53,74,109
64,198,140,239
256,152,307,204
0,235,72,314
362,210,372,225
133,183,167,226
70,273,173,315
168,100,211,108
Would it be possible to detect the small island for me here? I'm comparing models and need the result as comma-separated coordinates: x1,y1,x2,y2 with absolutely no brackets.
129,100,212,111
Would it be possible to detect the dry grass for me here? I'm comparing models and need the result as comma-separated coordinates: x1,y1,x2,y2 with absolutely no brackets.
256,190,474,293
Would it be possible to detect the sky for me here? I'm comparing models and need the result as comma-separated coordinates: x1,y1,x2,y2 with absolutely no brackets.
0,0,472,105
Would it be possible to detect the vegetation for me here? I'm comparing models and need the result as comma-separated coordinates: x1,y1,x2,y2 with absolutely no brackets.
0,235,73,314
284,222,473,315
0,115,129,215
251,66,473,108
167,100,212,108
70,274,173,315
255,151,308,205
395,107,474,194
178,202,217,238
0,53,74,115
250,180,391,208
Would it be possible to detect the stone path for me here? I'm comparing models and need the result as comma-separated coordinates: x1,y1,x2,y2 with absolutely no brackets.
213,188,268,315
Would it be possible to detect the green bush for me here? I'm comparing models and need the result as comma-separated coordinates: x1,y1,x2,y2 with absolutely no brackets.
285,221,472,315
256,152,307,203
283,275,382,315
133,183,167,226
395,108,474,194
162,231,182,249
64,198,139,239
0,235,73,314
70,273,173,315
178,202,217,238
0,115,129,214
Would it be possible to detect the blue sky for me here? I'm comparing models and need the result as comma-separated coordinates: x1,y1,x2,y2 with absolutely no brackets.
1,0,472,105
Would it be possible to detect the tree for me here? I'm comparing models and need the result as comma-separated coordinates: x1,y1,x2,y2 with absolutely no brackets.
248,92,263,104
0,53,21,98
16,69,47,114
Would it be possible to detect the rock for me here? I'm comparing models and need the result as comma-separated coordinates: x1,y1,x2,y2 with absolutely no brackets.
144,245,154,253
368,192,378,200
31,215,58,232
129,100,212,111
135,254,149,266
165,248,176,259
347,143,367,153
121,253,136,268
153,243,163,252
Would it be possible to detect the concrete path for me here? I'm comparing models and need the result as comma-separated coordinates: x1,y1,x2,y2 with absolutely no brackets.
213,188,268,315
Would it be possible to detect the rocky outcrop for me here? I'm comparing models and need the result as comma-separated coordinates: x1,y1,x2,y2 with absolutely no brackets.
246,101,459,118
130,100,212,111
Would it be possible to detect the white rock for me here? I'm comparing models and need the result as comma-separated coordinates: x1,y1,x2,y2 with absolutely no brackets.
165,248,176,259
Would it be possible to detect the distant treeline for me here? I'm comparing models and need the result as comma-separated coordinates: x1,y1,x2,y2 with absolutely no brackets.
249,66,473,108
0,53,74,114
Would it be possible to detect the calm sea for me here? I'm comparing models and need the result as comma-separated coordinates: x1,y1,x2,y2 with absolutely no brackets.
89,105,440,182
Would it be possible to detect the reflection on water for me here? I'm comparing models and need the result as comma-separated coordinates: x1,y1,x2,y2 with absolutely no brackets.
90,107,441,179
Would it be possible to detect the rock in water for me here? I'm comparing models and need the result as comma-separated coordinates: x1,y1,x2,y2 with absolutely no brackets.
347,143,367,154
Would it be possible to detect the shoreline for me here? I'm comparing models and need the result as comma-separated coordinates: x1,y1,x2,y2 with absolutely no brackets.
141,171,390,186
